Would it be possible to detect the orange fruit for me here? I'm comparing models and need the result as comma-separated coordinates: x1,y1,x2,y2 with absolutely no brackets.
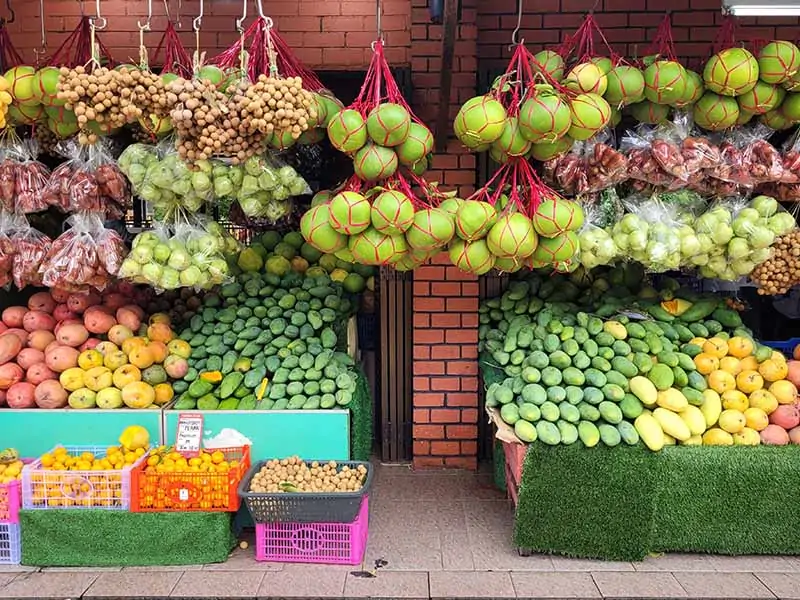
749,389,778,414
722,389,749,412
146,322,175,343
147,341,168,364
736,370,764,394
739,356,759,372
703,337,729,359
727,336,754,359
743,407,769,431
759,358,789,382
128,346,155,370
769,380,798,405
695,353,720,375
708,369,737,394
720,356,742,376
153,383,174,405
121,336,147,356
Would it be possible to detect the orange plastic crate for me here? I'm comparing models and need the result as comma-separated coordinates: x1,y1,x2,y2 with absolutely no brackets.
130,446,250,513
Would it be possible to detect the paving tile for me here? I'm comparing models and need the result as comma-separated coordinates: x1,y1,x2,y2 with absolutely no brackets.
708,556,794,573
429,571,515,599
344,570,428,599
0,571,98,598
258,564,347,598
551,557,635,572
83,571,182,599
592,572,687,599
0,573,17,587
674,572,775,599
202,544,283,571
512,571,601,599
366,499,444,571
42,566,123,572
372,469,503,501
756,573,800,600
0,566,36,573
123,565,204,572
170,570,265,598
633,554,717,572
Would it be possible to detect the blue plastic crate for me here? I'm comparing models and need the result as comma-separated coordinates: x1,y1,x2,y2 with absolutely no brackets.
762,338,800,357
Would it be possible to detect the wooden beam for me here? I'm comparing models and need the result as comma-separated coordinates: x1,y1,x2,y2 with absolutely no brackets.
433,0,458,153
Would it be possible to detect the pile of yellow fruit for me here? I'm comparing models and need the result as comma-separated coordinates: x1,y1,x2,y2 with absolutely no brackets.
0,448,22,484
692,336,797,446
135,447,244,511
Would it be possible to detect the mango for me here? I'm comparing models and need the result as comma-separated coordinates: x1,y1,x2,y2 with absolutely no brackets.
647,363,675,391
653,407,691,441
682,434,703,446
578,421,600,447
557,420,579,445
679,405,706,436
514,420,537,442
702,427,734,446
656,388,689,412
603,320,627,340
630,376,658,406
536,421,561,445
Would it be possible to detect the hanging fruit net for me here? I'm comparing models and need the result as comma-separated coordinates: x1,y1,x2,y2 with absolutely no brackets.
0,23,23,71
46,16,115,68
152,22,194,78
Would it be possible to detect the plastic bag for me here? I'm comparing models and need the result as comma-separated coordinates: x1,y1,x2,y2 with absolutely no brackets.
0,211,15,288
235,153,310,221
0,137,51,213
543,131,628,195
737,124,790,185
622,126,684,190
39,212,126,292
612,194,685,272
577,201,619,270
118,213,236,293
651,113,721,182
11,215,50,289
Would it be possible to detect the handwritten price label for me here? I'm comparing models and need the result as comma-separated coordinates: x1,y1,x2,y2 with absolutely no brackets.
175,414,204,457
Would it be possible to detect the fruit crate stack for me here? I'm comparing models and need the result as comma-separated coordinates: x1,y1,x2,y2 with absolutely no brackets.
130,446,250,512
21,445,148,510
239,459,373,565
0,467,23,565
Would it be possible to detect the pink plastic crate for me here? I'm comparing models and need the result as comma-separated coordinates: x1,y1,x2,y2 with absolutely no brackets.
0,480,20,524
255,496,369,565
0,523,20,565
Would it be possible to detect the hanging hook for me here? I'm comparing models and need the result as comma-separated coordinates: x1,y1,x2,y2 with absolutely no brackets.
138,0,153,31
2,0,14,25
193,0,203,31
510,0,524,46
236,0,248,32
91,0,107,29
175,0,182,28
37,0,45,50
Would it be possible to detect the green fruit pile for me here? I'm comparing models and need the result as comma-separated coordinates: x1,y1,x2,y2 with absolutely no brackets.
481,265,757,450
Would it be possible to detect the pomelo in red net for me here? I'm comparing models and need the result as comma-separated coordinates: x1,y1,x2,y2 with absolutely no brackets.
396,122,434,167
568,93,611,141
349,227,407,265
604,65,645,107
32,67,63,107
532,197,583,238
644,60,687,105
737,81,785,115
628,100,670,125
8,103,43,125
353,143,398,181
693,92,740,131
519,90,571,143
529,135,574,161
486,213,537,259
449,239,495,275
533,50,565,82
455,200,497,242
566,62,608,95
371,190,415,235
405,208,455,252
329,191,372,235
758,41,800,85
781,92,800,121
492,116,531,159
327,108,368,153
5,66,39,107
493,255,524,273
454,95,507,149
530,231,579,264
761,106,796,129
300,205,348,253
366,103,411,147
673,70,705,108
703,48,759,97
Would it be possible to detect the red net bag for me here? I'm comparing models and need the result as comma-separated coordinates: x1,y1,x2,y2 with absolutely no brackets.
152,22,194,79
46,16,115,68
39,212,126,292
11,215,50,289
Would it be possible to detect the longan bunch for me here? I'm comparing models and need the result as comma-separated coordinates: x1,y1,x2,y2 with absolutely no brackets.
248,456,367,494
233,74,317,140
58,66,137,130
751,230,800,295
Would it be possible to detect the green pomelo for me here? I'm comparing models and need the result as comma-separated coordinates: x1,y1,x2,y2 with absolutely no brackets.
5,66,39,107
604,65,645,107
47,117,79,137
554,258,580,273
532,196,582,238
493,255,524,273
758,41,800,85
454,95,507,149
334,247,355,263
628,100,670,124
531,231,579,263
366,102,411,147
783,70,800,92
319,94,344,127
761,107,796,129
492,116,531,157
8,103,42,125
609,106,621,127
526,255,551,270
329,191,372,235
306,94,327,129
448,239,495,275
327,109,368,153
487,213,538,259
396,122,434,166
393,249,431,271
703,48,759,97
692,92,740,131
781,92,800,121
591,57,614,74
32,67,63,106
411,155,430,175
405,208,455,251
455,200,497,242
160,73,179,86
349,227,407,266
44,105,77,123
269,129,298,151
438,197,463,217
371,190,415,235
197,65,225,86
529,136,574,161
353,143,398,182
489,144,510,165
139,114,173,136
644,60,687,105
300,205,348,253
737,81,785,115
736,110,755,126
673,70,704,107
311,190,333,207
568,93,611,141
297,128,326,145
87,120,120,137
566,62,608,95
533,50,565,81
518,92,571,143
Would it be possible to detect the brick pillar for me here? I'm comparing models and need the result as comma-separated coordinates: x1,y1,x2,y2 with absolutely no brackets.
411,253,480,470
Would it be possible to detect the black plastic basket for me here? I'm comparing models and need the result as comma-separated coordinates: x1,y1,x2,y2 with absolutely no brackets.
238,460,373,524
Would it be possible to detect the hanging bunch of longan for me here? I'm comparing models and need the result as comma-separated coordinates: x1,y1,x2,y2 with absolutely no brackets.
235,75,317,146
751,229,800,295
248,456,367,494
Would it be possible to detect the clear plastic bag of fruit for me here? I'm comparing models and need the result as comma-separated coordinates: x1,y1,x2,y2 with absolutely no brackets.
577,201,619,270
235,152,310,220
0,210,16,288
621,126,684,190
39,212,127,292
117,143,160,194
11,215,51,289
650,112,721,184
543,130,628,195
732,123,791,185
0,136,53,214
613,193,685,272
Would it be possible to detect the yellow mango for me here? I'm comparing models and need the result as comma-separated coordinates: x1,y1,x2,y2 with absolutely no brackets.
630,376,658,407
702,427,734,446
634,413,665,451
679,405,707,436
603,320,627,340
653,407,691,441
700,389,722,427
681,434,703,446
656,388,689,412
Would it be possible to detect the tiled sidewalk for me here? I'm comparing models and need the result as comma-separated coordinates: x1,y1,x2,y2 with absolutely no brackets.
0,466,799,599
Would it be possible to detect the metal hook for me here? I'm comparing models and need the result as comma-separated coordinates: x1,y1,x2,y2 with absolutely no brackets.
255,0,266,19
138,0,152,30
193,0,203,31
91,0,106,29
510,0,524,46
176,0,182,28
236,0,248,32
3,0,14,25
37,0,45,51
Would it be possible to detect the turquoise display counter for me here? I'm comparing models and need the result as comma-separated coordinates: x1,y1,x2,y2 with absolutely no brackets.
0,409,163,456
163,409,350,462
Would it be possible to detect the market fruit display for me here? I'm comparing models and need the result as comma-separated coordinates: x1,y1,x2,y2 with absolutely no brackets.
750,228,800,295
481,265,799,450
0,448,22,485
248,457,367,493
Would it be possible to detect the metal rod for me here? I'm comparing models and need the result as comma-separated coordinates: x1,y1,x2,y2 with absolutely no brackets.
193,0,203,31
511,0,524,45
138,0,153,30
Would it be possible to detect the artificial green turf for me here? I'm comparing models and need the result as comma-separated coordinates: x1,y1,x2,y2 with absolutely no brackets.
349,365,373,462
20,510,236,566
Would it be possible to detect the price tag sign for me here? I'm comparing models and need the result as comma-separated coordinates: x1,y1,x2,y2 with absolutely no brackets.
175,414,204,458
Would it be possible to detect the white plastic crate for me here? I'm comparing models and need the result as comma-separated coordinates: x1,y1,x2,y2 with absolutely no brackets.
22,445,147,510
0,523,20,564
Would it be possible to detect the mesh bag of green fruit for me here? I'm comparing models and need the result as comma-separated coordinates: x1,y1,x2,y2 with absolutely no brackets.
232,153,310,221
612,193,685,272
